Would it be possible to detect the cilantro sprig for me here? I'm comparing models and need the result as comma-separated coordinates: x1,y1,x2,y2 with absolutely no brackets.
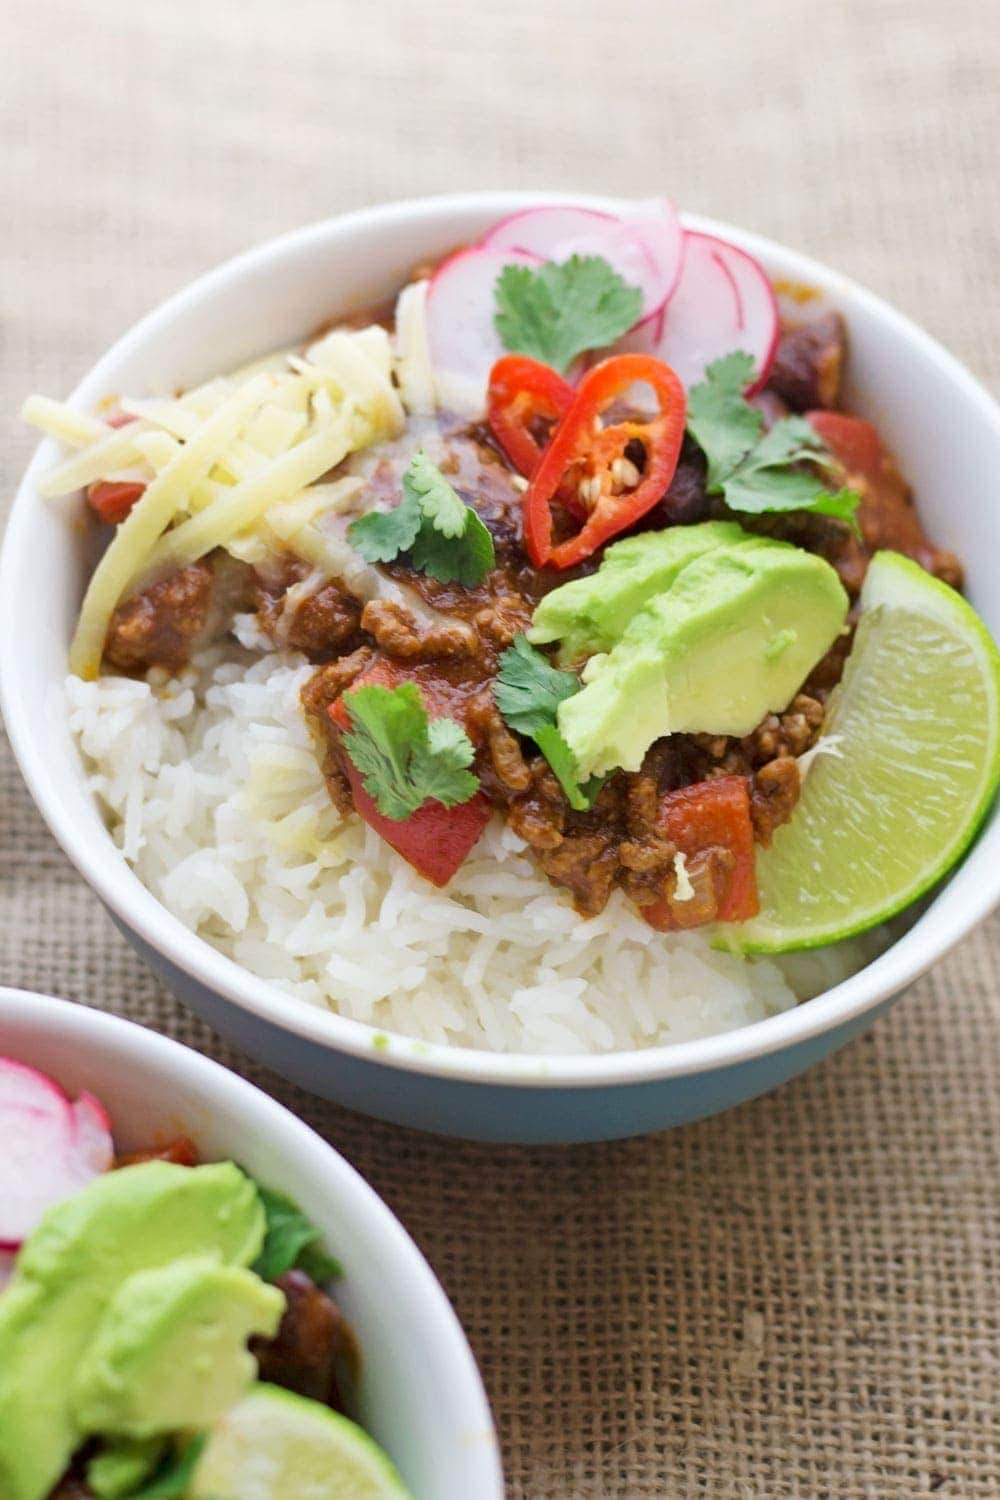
494,635,605,811
341,681,479,821
494,255,642,375
686,352,861,531
348,450,495,587
252,1182,343,1285
90,1434,207,1500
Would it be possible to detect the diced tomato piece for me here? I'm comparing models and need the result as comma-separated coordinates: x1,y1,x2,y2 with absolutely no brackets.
807,410,884,481
116,1135,199,1168
642,775,759,931
330,661,490,888
87,479,147,524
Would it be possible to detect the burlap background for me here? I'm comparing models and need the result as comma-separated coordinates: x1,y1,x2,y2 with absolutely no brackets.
3,3,999,1494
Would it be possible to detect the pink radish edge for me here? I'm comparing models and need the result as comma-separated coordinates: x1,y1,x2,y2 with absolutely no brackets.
0,1058,113,1250
426,243,543,394
701,233,780,395
481,201,683,325
615,230,779,394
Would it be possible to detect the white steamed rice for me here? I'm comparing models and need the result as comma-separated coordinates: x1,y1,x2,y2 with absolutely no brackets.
67,647,871,1055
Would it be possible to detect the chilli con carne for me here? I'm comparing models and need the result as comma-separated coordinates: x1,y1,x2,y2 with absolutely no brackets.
24,203,971,940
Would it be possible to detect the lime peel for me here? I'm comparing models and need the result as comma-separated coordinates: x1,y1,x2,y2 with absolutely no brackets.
728,551,1000,954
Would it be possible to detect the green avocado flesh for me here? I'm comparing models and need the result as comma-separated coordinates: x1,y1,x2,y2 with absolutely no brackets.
527,519,747,664
0,1162,266,1500
558,535,849,778
73,1257,285,1440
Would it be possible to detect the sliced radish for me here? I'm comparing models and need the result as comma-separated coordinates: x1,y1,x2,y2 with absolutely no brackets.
0,1059,113,1249
72,1091,115,1173
483,200,683,322
621,231,778,394
426,244,542,414
0,1251,14,1291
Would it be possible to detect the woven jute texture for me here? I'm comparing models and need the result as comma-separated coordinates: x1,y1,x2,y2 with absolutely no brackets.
3,3,999,1494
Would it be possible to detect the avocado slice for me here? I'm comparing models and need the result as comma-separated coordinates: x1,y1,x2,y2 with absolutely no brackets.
527,519,747,664
558,538,849,777
74,1256,285,1439
0,1162,265,1500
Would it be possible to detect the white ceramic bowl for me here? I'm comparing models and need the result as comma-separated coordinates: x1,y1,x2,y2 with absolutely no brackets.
3,192,999,1143
0,987,504,1498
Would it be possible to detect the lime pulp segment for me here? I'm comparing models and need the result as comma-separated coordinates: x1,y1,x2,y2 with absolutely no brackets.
732,552,1000,953
188,1382,414,1500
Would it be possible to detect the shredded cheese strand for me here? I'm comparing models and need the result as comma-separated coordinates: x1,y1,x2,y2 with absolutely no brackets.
264,477,365,544
68,375,272,679
393,280,437,416
299,331,405,438
21,396,109,450
134,413,356,587
36,422,156,498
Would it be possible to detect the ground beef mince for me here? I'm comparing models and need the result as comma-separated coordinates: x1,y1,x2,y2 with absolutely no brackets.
750,756,802,846
104,560,216,673
282,580,363,657
250,1269,353,1412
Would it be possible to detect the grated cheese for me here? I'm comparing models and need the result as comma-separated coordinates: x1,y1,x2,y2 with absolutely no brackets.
392,280,437,416
31,324,409,678
673,851,695,902
68,375,273,679
21,396,108,450
300,330,405,439
133,412,357,588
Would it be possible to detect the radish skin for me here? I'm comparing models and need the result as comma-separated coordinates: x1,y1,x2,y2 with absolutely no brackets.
615,230,778,393
0,1059,113,1249
482,200,683,323
426,244,542,413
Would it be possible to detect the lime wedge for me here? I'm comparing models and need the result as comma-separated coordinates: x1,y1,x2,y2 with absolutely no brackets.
731,551,1000,952
188,1383,414,1500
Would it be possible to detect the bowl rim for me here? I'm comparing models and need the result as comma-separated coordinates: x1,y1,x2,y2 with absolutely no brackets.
0,984,505,1493
3,188,1000,1091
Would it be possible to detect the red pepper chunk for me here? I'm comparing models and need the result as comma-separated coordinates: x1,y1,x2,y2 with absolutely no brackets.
521,354,687,570
87,479,147,525
806,410,884,478
330,661,491,888
642,776,759,932
487,355,575,478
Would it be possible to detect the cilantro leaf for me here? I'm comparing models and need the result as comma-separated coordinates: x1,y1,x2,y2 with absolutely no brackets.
409,504,496,585
685,357,862,533
493,632,579,734
347,489,422,564
685,352,763,487
116,1435,207,1500
494,256,643,375
405,448,466,536
533,724,606,812
746,413,829,469
494,636,605,811
348,451,495,586
341,681,479,820
252,1182,343,1284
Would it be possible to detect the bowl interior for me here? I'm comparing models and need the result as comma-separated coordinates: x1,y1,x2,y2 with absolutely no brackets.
0,991,503,1499
3,191,1000,1090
